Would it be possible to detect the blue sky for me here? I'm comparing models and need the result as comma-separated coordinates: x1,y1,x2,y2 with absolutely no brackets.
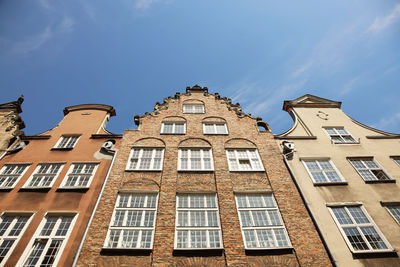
0,0,399,135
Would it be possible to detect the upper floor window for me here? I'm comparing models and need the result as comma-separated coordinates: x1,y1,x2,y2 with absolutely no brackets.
235,193,291,249
0,213,33,265
178,148,213,171
203,123,228,135
104,193,158,249
23,163,64,189
392,156,400,166
323,127,357,144
328,205,392,253
386,206,400,224
126,148,164,171
183,104,204,114
161,122,186,134
348,158,393,182
0,164,30,189
54,135,80,149
59,163,98,189
302,159,345,184
19,213,77,267
175,194,222,249
226,149,264,171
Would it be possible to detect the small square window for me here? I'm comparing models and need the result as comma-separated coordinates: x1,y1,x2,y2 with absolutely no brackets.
183,104,204,114
392,157,400,167
302,159,345,184
59,163,98,189
126,148,164,171
386,206,400,224
54,135,80,149
178,148,213,171
226,149,264,171
161,122,186,134
203,123,228,134
323,127,357,144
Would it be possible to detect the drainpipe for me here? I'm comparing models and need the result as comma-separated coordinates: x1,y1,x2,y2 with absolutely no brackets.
72,150,117,267
282,152,337,267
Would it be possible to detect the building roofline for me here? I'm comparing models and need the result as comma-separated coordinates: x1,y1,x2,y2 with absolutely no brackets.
0,95,24,114
283,94,341,112
63,104,116,116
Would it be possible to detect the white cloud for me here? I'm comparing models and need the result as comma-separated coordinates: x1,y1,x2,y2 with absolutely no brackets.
339,75,362,96
291,61,313,78
60,17,75,32
367,3,400,33
10,27,53,55
134,0,160,9
372,112,400,132
38,0,51,9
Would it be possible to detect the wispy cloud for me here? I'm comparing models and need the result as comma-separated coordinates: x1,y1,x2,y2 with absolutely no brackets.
38,0,51,9
367,3,400,33
9,27,53,55
372,112,400,132
134,0,159,9
291,61,313,78
60,16,75,32
339,75,362,96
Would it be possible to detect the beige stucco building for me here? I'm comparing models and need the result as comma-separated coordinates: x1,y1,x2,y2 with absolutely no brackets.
275,95,400,267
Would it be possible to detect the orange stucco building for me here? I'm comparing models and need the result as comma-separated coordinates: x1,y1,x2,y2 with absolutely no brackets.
0,104,121,266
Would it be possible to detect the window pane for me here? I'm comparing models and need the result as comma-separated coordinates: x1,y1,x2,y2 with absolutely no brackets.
190,230,207,248
121,230,138,248
360,227,387,250
387,206,400,223
347,207,369,224
256,229,274,247
331,208,353,225
252,211,268,226
176,231,188,248
243,230,257,248
312,171,327,183
343,227,369,251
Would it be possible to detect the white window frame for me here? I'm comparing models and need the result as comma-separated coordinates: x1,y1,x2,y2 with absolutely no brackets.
235,193,292,249
226,149,264,171
301,159,346,184
17,212,78,267
53,135,80,149
391,156,400,167
385,205,400,225
126,148,164,171
59,162,99,189
174,194,223,249
161,121,186,134
348,158,393,182
328,204,393,253
104,193,159,249
0,212,34,265
183,104,205,114
323,127,357,144
178,148,214,171
0,164,30,189
23,163,65,189
203,123,228,135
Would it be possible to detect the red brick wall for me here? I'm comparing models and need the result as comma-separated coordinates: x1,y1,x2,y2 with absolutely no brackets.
77,89,331,266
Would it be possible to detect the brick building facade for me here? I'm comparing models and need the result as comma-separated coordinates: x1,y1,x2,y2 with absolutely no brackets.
76,86,331,266
0,104,121,266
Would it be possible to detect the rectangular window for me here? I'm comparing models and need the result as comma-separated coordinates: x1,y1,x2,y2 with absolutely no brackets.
175,194,222,249
226,149,264,171
126,148,164,171
104,193,158,249
54,135,79,149
328,205,392,253
183,104,204,114
386,206,400,224
59,163,98,189
0,164,30,189
203,123,228,134
302,159,344,184
349,158,392,182
23,163,64,189
392,156,400,166
161,122,186,134
235,193,291,249
178,148,213,171
0,213,32,264
19,214,77,267
324,127,357,144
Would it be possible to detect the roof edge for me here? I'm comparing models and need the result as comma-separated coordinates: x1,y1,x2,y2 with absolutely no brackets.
63,104,116,116
283,94,341,112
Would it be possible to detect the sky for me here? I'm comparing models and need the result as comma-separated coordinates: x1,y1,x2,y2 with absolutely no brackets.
0,0,399,135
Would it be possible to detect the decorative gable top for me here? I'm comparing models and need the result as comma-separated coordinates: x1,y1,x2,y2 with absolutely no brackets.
0,95,24,114
283,94,341,111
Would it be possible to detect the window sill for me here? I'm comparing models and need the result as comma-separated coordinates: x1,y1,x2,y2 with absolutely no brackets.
313,181,348,186
51,147,74,151
245,247,294,255
57,187,89,192
19,187,51,192
365,179,396,184
160,133,186,135
351,250,397,259
173,248,224,256
203,133,229,136
178,169,214,173
125,169,162,172
100,247,152,256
